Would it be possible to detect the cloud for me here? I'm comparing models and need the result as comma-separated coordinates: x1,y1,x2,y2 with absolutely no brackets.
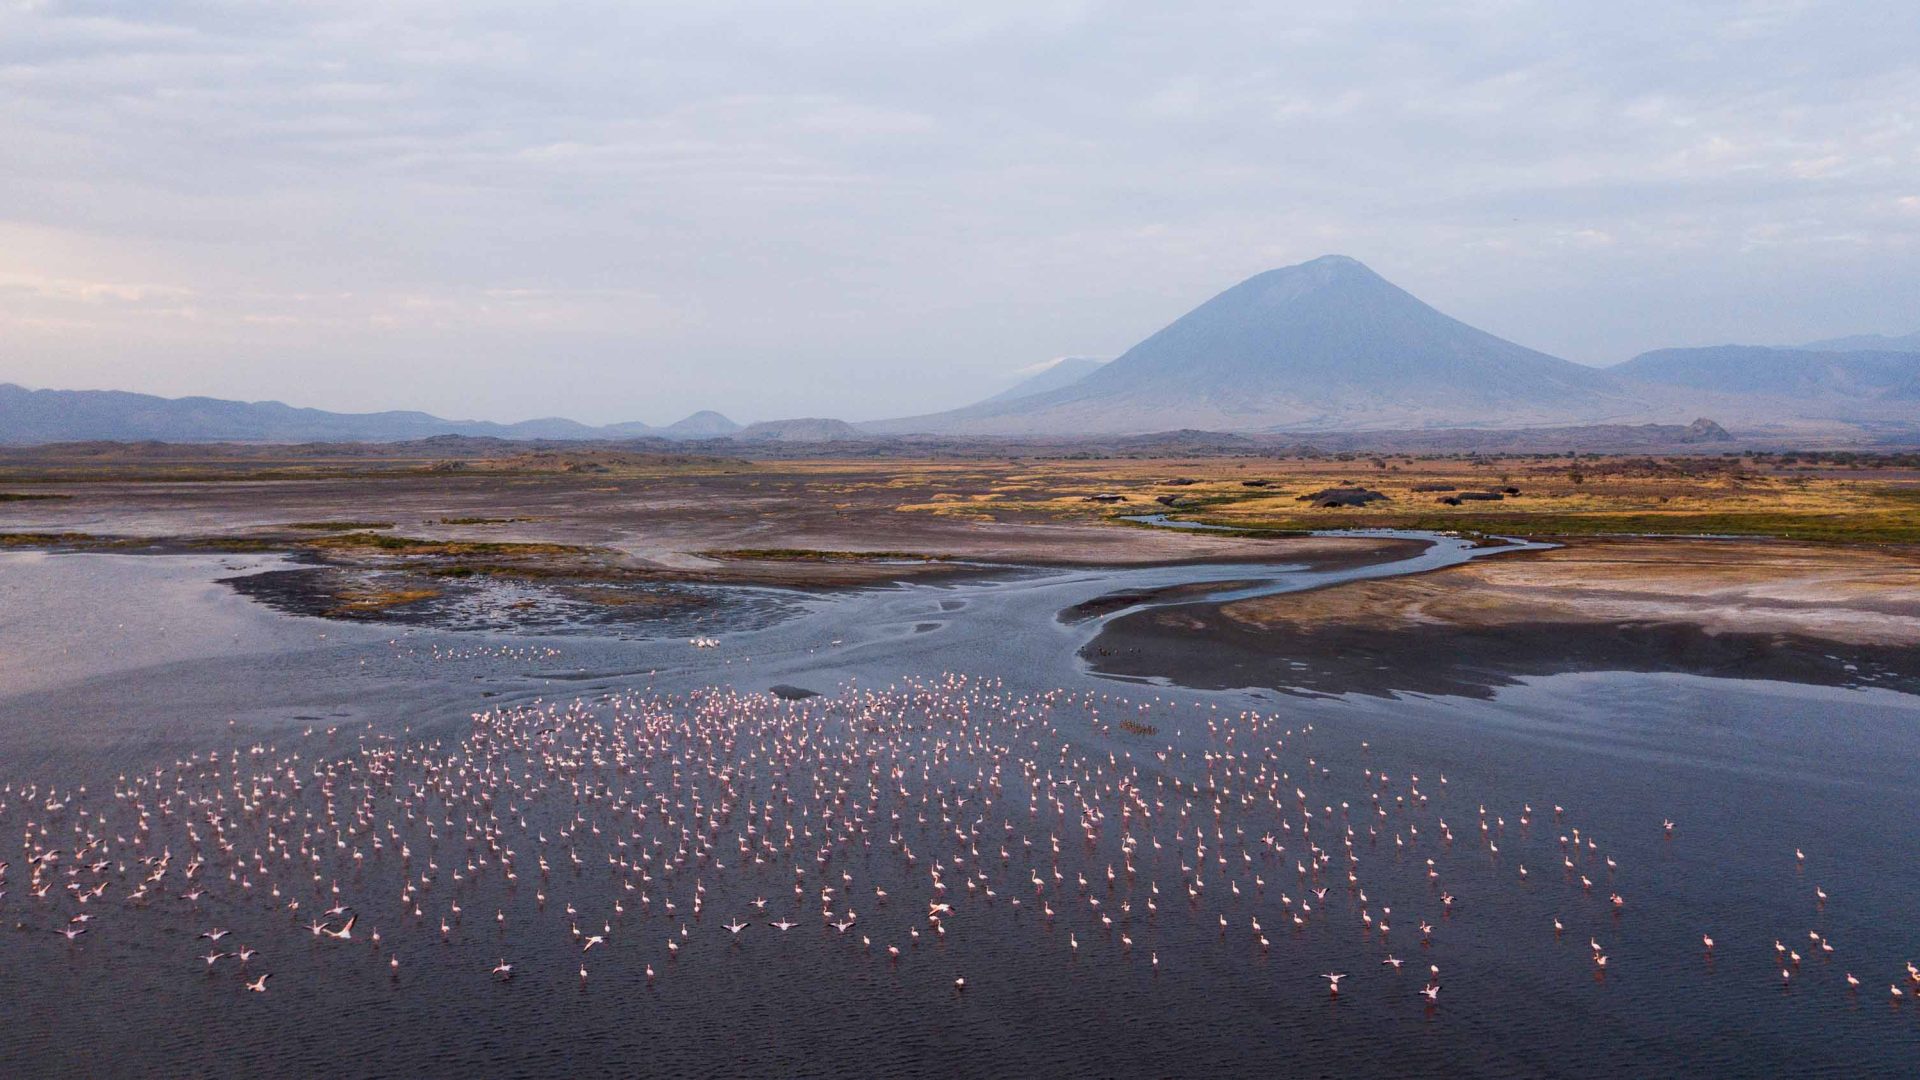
0,272,193,305
1009,355,1103,377
0,1,1915,422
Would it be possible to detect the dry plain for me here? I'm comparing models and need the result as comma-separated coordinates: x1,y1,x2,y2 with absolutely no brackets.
3,442,1916,694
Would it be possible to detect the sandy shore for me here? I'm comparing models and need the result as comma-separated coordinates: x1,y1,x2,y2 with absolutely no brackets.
1085,538,1920,697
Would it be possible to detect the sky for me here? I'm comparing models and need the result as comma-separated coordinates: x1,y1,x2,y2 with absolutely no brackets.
2,1,1916,425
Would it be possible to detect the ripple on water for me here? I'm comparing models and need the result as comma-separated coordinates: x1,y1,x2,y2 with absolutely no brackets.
2,551,1917,1079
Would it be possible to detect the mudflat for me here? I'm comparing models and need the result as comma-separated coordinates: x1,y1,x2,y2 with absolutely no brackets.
4,445,1916,697
0,451,1438,588
1085,537,1920,697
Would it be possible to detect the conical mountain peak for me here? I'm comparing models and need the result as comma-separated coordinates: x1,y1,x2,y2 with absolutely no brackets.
874,257,1646,434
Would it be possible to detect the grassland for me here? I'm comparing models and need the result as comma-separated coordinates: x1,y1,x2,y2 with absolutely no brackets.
0,531,99,547
4,443,1913,689
2,445,1914,583
867,454,1920,545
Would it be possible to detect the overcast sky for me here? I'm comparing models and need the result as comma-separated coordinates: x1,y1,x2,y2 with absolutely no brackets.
3,1,1916,424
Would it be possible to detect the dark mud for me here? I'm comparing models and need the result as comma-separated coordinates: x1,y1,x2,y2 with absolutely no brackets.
1059,579,1265,623
1084,606,1920,698
223,564,801,637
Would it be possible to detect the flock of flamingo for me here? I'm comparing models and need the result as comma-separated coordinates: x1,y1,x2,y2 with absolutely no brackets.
5,673,1916,1013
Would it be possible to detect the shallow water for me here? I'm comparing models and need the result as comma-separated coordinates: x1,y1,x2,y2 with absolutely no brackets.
1118,512,1243,531
1,548,1917,1079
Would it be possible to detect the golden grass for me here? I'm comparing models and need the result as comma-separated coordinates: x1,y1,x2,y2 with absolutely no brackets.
866,456,1920,544
0,531,99,546
327,587,441,614
6,450,1916,555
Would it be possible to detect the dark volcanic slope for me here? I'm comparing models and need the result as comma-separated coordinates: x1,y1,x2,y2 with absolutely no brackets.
871,255,1653,435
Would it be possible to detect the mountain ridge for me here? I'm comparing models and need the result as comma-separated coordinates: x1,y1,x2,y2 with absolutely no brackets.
1799,329,1920,353
0,383,742,445
870,255,1656,435
1611,345,1920,413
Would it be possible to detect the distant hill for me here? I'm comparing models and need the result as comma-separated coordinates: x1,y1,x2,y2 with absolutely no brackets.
868,256,1652,435
661,410,742,437
973,358,1107,406
0,383,749,445
599,420,661,438
1612,346,1920,408
0,383,577,444
729,417,865,442
1250,418,1734,454
1799,329,1920,353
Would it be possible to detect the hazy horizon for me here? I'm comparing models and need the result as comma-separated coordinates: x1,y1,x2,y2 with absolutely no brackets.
4,3,1917,425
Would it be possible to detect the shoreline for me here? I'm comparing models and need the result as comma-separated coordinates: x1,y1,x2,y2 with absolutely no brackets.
1082,536,1920,698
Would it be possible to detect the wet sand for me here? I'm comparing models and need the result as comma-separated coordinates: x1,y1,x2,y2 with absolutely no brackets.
1085,538,1920,697
0,471,1423,588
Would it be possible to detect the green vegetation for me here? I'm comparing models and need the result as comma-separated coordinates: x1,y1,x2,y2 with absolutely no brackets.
1156,490,1277,510
184,537,285,552
1172,510,1920,545
1757,450,1920,468
1109,515,1308,538
0,531,100,546
301,532,593,557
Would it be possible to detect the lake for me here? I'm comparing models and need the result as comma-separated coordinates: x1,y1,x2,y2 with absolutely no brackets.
1,547,1916,1078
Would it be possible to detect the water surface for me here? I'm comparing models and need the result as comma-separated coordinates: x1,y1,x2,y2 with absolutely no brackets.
1,548,1916,1079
